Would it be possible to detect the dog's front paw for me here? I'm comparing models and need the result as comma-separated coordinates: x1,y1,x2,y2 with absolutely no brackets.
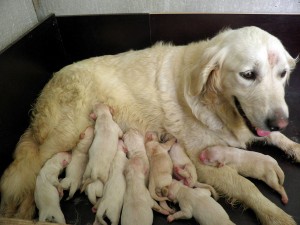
291,143,300,162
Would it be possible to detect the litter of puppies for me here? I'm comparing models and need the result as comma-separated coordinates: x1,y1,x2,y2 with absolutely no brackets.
34,102,287,225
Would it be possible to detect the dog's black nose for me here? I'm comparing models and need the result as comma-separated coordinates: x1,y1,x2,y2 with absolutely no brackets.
266,110,289,131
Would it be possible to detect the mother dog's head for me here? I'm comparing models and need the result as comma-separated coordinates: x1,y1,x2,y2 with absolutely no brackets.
186,26,297,137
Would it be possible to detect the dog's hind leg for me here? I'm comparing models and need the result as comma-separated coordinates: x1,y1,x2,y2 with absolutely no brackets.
193,161,296,225
0,119,88,219
14,192,35,219
0,129,41,219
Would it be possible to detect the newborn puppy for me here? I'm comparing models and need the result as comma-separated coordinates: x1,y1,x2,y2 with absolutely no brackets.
167,179,235,225
34,152,72,223
122,129,149,176
200,146,288,204
169,142,198,187
83,102,123,184
145,131,176,209
121,146,169,225
94,140,128,225
60,126,94,200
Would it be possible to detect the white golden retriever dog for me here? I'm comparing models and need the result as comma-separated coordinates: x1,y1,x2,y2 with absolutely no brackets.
0,26,298,225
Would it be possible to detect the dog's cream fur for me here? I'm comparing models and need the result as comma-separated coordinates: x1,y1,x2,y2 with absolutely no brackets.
1,26,299,225
200,145,288,204
60,126,94,200
34,152,71,223
94,140,128,225
167,179,235,225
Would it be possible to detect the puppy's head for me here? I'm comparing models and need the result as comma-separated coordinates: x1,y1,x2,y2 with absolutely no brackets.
187,26,297,137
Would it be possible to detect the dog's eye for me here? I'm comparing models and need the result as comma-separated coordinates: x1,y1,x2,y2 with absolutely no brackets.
239,71,256,80
280,70,287,78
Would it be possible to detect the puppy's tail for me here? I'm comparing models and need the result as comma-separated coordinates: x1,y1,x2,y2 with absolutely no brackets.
0,128,41,219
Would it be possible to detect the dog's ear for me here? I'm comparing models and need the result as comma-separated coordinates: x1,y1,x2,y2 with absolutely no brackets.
187,46,227,98
286,51,298,71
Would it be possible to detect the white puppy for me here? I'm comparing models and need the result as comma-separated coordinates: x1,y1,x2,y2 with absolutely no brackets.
83,102,123,184
200,146,288,204
34,152,72,223
167,179,235,225
145,131,176,212
169,142,198,187
121,129,169,225
169,142,218,198
145,132,176,197
60,126,94,199
94,140,128,225
122,129,149,176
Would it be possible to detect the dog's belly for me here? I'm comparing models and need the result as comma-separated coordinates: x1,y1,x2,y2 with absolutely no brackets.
31,56,166,149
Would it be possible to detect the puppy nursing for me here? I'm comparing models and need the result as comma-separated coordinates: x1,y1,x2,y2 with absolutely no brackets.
121,129,170,225
200,146,288,204
169,142,198,187
94,140,128,225
60,126,94,199
167,179,235,225
82,103,123,205
34,152,71,223
83,103,123,183
145,131,176,212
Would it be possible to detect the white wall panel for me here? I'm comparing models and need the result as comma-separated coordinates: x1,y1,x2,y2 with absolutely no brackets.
0,0,38,51
34,0,300,20
1,0,299,51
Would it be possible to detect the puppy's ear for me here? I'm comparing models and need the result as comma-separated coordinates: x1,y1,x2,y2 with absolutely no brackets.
188,46,227,98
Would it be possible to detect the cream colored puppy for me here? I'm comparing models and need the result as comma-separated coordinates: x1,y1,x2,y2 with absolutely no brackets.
121,147,169,225
60,126,94,200
169,142,198,187
34,152,71,223
169,142,218,199
145,132,176,201
200,146,288,204
167,179,235,225
122,129,149,176
121,129,169,225
83,102,123,184
94,140,128,225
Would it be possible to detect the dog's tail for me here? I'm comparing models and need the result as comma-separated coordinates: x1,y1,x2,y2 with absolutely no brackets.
0,128,41,219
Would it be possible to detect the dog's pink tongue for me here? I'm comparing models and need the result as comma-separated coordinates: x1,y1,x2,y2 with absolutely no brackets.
256,128,271,137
